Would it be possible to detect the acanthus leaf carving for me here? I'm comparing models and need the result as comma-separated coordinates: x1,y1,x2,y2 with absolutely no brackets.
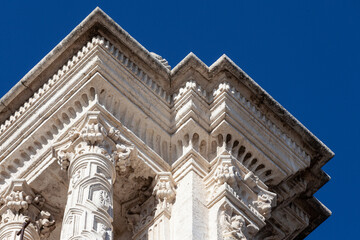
0,180,55,238
52,112,139,175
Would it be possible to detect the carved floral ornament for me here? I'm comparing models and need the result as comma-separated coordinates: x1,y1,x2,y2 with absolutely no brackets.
206,153,277,222
52,111,137,175
0,180,55,238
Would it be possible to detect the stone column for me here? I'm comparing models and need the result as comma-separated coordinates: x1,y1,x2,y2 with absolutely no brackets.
0,180,55,240
53,112,135,240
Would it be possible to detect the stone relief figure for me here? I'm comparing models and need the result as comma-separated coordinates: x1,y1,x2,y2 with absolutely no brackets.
219,203,259,240
222,214,247,240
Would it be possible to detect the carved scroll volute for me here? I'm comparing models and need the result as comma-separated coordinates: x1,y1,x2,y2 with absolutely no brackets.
107,127,137,174
0,180,55,239
153,172,176,214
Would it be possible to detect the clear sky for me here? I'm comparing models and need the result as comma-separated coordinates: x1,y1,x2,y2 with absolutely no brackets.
0,1,358,239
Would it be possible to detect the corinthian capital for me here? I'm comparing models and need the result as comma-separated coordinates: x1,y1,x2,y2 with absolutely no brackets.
0,180,55,238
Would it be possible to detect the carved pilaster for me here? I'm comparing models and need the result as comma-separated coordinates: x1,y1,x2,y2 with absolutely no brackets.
52,111,137,239
0,180,55,240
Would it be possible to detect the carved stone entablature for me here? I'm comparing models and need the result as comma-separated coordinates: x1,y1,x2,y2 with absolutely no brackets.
52,111,137,177
0,180,55,239
205,153,276,224
153,172,176,214
219,202,259,240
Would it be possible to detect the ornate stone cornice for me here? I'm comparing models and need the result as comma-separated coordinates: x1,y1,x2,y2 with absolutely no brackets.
0,8,333,239
0,35,311,170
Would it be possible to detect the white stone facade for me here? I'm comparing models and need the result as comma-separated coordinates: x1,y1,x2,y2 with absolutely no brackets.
0,8,333,240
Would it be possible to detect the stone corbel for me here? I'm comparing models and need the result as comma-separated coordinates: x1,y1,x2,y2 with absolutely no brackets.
243,172,277,219
205,153,243,202
153,172,176,215
0,180,55,239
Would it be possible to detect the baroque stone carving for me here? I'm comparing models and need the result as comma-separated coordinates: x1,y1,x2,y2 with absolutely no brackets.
212,158,242,198
0,180,55,239
153,172,176,213
207,154,276,221
0,8,333,240
52,111,140,239
219,203,259,240
53,113,137,175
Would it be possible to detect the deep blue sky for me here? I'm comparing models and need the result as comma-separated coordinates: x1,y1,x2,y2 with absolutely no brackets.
1,1,358,239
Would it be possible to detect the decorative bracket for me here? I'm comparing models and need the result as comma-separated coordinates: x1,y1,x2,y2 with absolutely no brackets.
153,172,176,215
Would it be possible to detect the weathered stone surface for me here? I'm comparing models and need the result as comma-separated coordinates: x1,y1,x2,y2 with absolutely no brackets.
0,7,333,240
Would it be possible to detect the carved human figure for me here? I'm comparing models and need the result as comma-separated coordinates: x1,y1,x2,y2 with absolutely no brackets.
223,214,247,240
